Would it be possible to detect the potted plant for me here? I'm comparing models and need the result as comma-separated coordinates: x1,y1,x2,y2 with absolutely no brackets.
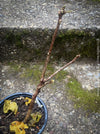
0,7,80,134
0,92,48,134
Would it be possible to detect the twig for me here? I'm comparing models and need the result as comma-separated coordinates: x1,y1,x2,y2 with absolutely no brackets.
45,55,80,82
40,6,66,83
5,111,13,119
0,126,6,128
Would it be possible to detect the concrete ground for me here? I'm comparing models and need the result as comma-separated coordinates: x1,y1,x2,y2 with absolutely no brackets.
0,60,100,134
0,0,100,29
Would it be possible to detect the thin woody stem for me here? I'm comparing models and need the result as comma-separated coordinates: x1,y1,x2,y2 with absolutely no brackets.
45,55,80,82
23,7,66,123
23,83,45,123
23,54,80,123
40,7,66,82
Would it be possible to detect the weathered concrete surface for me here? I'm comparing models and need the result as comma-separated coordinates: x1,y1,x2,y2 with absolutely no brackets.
0,0,100,62
0,0,100,29
0,61,100,134
0,28,99,62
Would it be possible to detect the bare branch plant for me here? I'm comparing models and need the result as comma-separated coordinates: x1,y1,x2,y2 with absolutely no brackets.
23,7,80,123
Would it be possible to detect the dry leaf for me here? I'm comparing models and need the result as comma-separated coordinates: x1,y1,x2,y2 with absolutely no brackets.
3,100,18,115
10,121,28,134
28,112,42,127
24,97,32,106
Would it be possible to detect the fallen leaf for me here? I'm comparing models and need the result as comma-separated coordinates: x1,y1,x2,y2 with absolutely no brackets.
28,112,42,127
10,121,28,134
24,97,32,106
3,100,18,115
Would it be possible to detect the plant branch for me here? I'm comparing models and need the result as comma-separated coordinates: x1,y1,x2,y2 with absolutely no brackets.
44,55,80,82
40,6,66,83
23,7,80,124
23,7,66,123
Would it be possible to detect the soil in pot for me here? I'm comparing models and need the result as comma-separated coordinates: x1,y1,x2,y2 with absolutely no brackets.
0,96,45,134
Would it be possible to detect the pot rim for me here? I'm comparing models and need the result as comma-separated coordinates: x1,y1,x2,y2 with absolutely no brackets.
0,92,48,134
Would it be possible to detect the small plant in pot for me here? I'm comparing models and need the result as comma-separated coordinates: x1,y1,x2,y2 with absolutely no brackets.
0,7,80,134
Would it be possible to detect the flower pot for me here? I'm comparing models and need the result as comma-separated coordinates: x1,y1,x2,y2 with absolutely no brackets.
0,92,48,134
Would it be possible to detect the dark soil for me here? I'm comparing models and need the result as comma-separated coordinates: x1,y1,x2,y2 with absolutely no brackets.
0,96,45,134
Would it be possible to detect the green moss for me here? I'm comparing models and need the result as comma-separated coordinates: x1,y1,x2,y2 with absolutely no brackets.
21,64,42,83
3,28,100,62
6,33,15,43
54,30,97,60
8,62,52,83
80,38,97,59
5,31,23,48
66,78,100,113
7,62,100,113
8,62,68,84
54,70,68,81
58,30,87,39
8,62,22,72
15,34,23,48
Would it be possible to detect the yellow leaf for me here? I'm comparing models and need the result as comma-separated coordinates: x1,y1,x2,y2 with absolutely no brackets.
24,97,32,106
28,112,42,127
10,121,28,134
3,100,18,115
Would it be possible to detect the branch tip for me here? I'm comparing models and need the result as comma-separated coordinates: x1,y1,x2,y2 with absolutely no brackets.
76,54,81,58
58,6,66,18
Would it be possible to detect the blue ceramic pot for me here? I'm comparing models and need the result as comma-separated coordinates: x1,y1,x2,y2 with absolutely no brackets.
0,92,48,134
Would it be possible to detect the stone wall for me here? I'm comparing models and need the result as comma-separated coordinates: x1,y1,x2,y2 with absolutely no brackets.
0,28,99,62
